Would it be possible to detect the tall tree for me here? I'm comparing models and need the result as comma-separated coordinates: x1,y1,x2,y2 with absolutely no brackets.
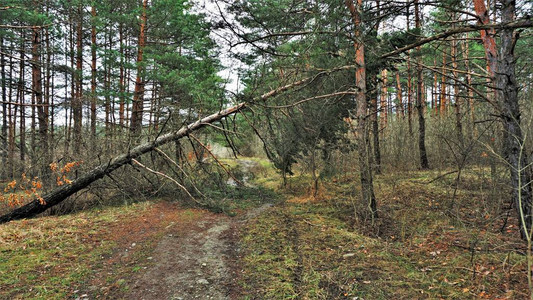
346,0,377,218
0,36,7,179
90,4,97,145
130,0,148,135
73,1,83,155
495,0,532,237
415,0,429,169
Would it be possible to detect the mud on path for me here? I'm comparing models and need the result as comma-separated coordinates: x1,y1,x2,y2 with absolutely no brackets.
123,203,272,300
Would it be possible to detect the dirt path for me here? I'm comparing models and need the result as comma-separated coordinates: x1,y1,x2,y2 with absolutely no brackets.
124,204,272,300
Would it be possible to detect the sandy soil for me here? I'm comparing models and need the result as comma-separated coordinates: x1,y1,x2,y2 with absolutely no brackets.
123,204,272,300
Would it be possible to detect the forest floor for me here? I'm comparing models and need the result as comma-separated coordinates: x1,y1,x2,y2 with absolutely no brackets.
0,200,273,300
0,159,531,299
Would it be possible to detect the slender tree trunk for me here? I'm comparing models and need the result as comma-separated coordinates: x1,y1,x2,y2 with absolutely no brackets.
1,37,7,180
346,0,377,219
433,57,438,116
451,34,463,147
8,48,15,178
90,5,97,147
380,69,388,132
104,29,111,137
461,33,476,140
73,4,83,155
415,0,429,169
406,1,413,135
32,18,49,178
130,0,148,135
18,33,26,167
45,1,52,164
396,70,403,117
440,48,447,115
64,22,72,157
371,92,381,174
49,47,54,161
153,83,160,130
119,23,125,128
30,73,36,165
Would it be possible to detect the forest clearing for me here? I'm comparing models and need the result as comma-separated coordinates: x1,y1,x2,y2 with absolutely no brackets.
1,0,532,299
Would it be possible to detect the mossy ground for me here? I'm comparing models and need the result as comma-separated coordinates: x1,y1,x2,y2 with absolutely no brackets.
239,168,528,299
0,160,529,299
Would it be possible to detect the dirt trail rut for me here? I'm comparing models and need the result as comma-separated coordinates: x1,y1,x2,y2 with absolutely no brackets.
125,204,272,300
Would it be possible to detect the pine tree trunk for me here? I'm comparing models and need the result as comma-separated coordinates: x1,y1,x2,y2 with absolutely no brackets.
440,48,447,115
1,37,7,180
119,23,125,128
130,0,148,135
370,75,381,175
346,0,377,219
8,48,15,178
18,34,26,167
396,70,403,117
32,21,49,178
415,0,429,169
90,6,97,146
451,34,463,147
461,33,475,140
45,2,52,162
73,4,83,155
433,57,438,116
496,0,532,238
380,69,388,132
104,29,111,137
406,2,413,135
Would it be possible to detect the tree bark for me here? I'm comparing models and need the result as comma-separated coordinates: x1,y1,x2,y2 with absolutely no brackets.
346,0,377,219
119,23,125,128
461,32,475,140
395,70,403,117
90,5,97,146
73,4,83,155
439,47,447,115
496,0,532,238
451,33,463,147
1,37,7,180
18,33,26,166
33,22,49,177
473,0,497,76
380,69,388,131
130,0,148,135
415,0,429,169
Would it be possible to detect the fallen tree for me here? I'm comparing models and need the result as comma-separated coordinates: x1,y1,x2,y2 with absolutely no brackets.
0,103,246,224
0,66,355,224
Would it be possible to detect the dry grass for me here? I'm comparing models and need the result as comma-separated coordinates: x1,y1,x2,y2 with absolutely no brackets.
0,200,206,299
239,169,528,299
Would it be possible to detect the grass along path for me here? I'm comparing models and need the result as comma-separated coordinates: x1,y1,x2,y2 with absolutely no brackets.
239,169,528,299
0,200,260,299
0,164,529,299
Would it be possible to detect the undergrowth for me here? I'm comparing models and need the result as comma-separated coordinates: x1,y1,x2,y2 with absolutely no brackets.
240,169,528,299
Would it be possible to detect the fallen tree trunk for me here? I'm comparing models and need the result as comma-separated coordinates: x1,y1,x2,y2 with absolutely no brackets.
0,103,246,224
0,66,353,224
